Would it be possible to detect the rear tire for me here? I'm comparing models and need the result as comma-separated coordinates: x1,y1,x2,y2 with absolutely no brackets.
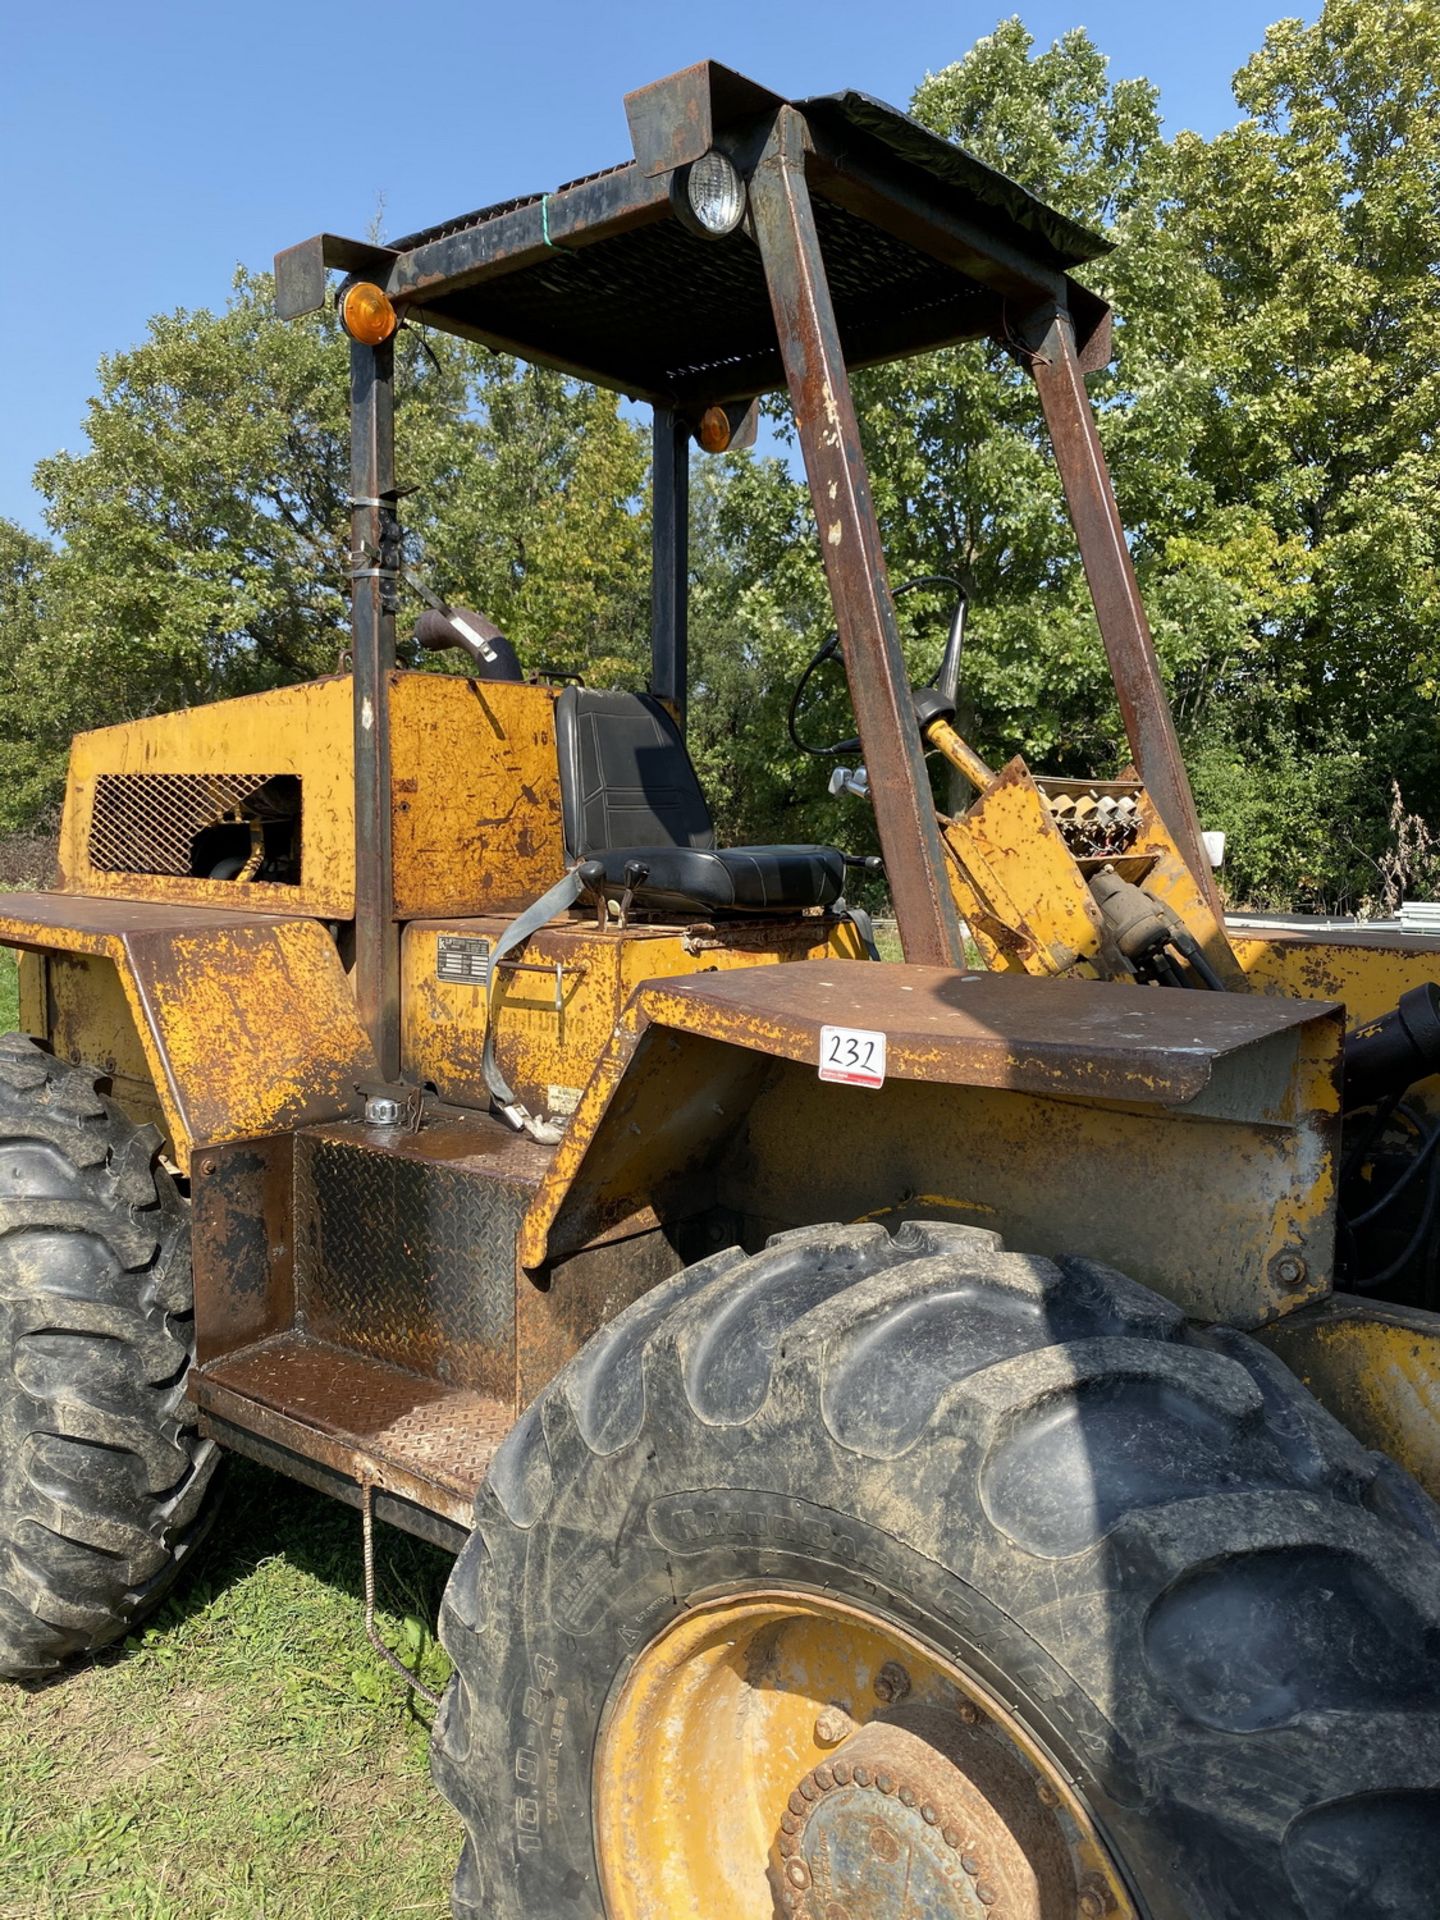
434,1221,1440,1920
0,1035,220,1679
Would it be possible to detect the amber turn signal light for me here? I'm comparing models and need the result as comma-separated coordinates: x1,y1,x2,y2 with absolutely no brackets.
698,405,732,453
339,281,399,346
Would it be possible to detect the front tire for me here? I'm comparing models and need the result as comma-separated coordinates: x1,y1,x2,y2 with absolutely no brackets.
0,1035,220,1679
434,1221,1440,1919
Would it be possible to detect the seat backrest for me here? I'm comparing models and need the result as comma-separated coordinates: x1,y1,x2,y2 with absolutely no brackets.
555,686,715,858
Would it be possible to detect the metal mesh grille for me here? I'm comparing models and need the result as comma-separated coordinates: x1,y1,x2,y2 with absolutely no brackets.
388,161,630,252
88,772,294,877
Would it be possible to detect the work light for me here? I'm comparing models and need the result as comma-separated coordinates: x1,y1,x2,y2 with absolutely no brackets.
675,150,747,237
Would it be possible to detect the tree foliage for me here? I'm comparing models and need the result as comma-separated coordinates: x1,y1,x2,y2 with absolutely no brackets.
4,272,647,826
1170,0,1440,906
4,0,1437,915
696,1,1440,909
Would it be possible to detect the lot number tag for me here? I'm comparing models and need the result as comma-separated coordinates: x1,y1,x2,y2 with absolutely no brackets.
818,1024,887,1090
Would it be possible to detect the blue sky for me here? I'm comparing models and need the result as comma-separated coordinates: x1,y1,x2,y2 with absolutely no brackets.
2,0,1312,534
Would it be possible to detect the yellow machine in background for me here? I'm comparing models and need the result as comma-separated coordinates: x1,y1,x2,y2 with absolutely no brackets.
2,60,1438,1920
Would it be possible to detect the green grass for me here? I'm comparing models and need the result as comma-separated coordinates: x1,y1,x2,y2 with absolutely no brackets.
0,1461,462,1919
0,911,1005,1916
0,950,18,1034
0,951,464,1916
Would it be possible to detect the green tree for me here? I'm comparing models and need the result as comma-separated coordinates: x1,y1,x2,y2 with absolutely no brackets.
690,20,1188,856
0,519,64,828
16,271,649,825
420,362,649,688
1171,0,1440,908
696,5,1440,912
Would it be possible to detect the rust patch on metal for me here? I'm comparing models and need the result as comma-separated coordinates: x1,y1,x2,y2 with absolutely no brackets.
517,1225,685,1407
293,1112,551,1399
777,1713,1076,1920
192,1331,511,1526
191,1134,295,1365
635,960,1336,1104
0,894,377,1168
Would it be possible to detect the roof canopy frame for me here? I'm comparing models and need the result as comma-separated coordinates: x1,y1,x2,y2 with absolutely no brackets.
276,61,1220,1040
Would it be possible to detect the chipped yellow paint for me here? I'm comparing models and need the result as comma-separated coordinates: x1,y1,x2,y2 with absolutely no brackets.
921,735,1243,989
1233,929,1440,1023
57,667,574,923
595,1591,1135,1920
938,759,1112,978
925,714,995,795
61,676,356,916
522,966,1343,1323
0,903,373,1171
16,950,45,1037
389,672,567,917
138,921,374,1150
1257,1298,1440,1501
41,951,169,1147
403,913,864,1114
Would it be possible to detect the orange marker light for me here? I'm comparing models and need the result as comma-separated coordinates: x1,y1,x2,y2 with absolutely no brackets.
698,406,732,453
339,281,399,346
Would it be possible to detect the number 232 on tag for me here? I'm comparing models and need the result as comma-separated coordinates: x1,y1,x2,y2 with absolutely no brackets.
818,1024,887,1090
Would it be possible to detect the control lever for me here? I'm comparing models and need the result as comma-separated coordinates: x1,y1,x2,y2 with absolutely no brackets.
618,860,650,928
843,854,884,874
576,858,608,931
829,765,870,800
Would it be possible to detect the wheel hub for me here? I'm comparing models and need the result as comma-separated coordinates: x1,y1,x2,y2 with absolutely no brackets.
774,1715,1067,1919
594,1591,1130,1920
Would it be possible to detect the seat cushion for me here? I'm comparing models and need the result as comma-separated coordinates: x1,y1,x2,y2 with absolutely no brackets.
555,686,714,857
589,844,846,915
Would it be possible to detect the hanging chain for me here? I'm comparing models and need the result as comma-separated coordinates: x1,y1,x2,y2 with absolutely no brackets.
359,1480,444,1709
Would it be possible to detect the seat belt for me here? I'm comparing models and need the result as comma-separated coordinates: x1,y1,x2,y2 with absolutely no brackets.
483,868,878,1140
482,864,594,1142
839,899,882,962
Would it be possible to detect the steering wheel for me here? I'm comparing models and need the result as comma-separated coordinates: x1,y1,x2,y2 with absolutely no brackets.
786,576,968,759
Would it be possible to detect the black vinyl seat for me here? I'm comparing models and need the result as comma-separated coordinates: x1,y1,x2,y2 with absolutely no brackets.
554,686,846,916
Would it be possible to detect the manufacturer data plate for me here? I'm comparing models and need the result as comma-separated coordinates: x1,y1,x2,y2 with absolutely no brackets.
437,935,491,985
818,1023,887,1090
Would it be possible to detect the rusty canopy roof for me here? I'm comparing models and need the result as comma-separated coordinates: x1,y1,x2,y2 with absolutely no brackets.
276,62,1111,410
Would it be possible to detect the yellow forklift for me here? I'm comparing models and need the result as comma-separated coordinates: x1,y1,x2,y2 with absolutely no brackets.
1,61,1437,1920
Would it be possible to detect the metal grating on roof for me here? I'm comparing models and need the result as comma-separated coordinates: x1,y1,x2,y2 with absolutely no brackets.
421,194,992,402
389,161,635,254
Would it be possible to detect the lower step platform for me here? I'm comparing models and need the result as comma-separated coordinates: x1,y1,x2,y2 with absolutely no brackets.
191,1331,511,1547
